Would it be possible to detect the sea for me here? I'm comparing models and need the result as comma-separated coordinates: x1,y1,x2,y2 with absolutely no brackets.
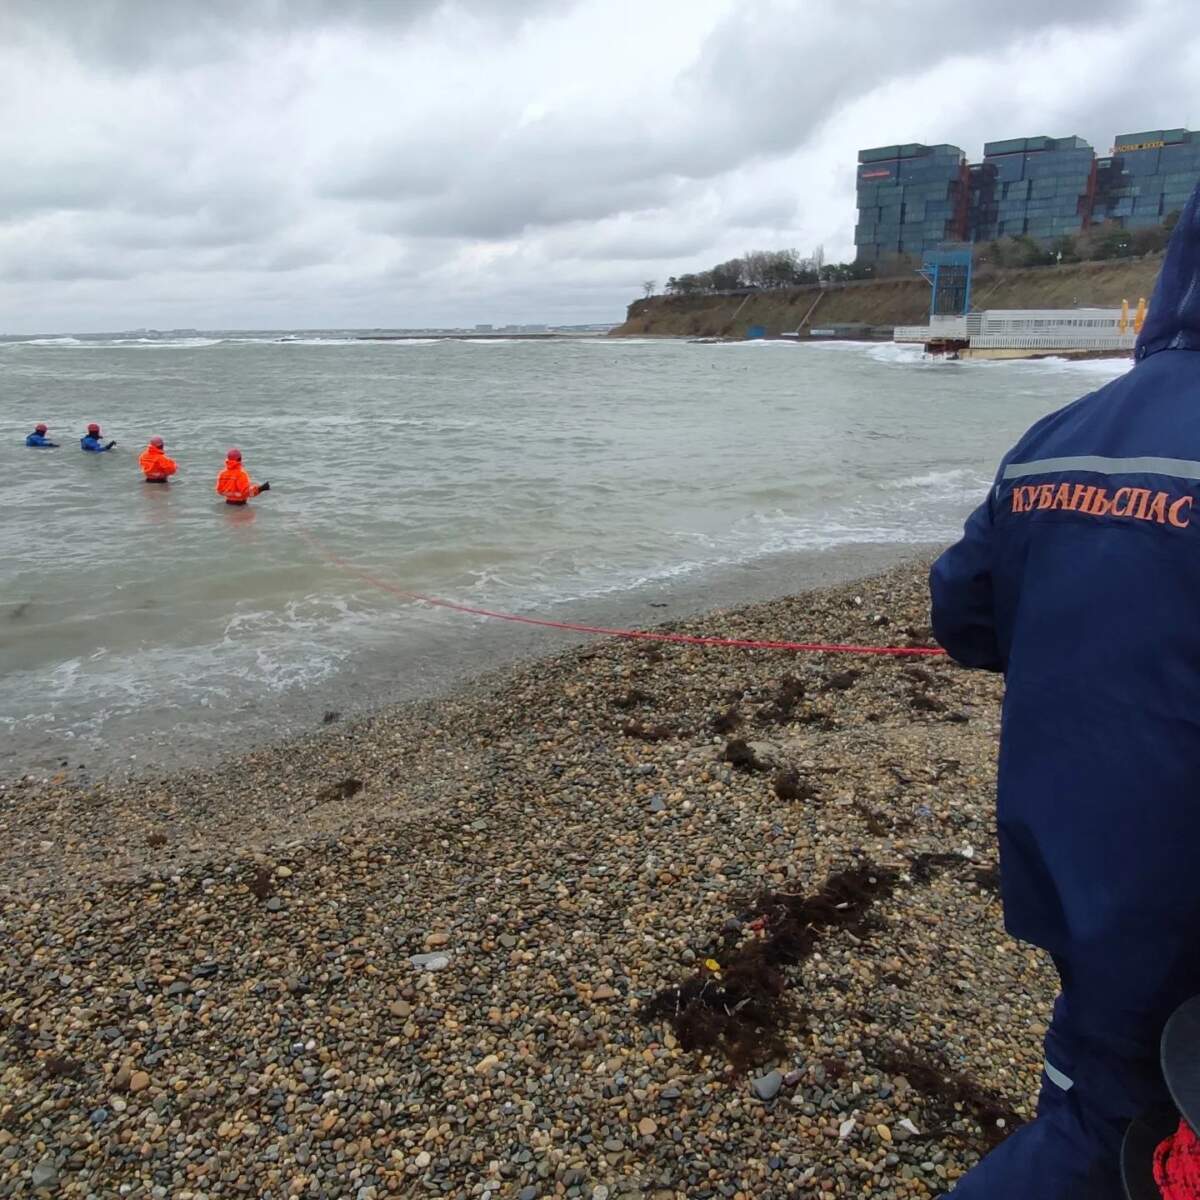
0,332,1130,777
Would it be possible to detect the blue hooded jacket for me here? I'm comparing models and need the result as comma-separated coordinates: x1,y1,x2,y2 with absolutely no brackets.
25,431,56,448
80,433,112,452
931,184,1200,1023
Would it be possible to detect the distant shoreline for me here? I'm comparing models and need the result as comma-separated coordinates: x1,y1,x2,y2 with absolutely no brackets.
352,332,609,342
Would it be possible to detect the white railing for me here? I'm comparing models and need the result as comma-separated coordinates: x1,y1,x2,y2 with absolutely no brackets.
968,333,1137,350
894,325,936,342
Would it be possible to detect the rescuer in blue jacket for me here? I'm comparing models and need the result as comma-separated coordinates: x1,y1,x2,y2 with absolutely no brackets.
932,181,1200,1198
25,423,58,447
80,422,116,452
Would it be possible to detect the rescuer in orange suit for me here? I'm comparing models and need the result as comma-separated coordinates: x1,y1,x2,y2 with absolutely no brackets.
215,448,270,505
139,436,178,483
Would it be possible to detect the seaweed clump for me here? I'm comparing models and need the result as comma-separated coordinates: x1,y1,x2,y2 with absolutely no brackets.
643,864,897,1070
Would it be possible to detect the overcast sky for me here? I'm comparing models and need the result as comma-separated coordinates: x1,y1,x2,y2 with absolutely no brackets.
2,0,1197,332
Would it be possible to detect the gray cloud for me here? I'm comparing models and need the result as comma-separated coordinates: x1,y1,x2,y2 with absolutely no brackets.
0,0,562,70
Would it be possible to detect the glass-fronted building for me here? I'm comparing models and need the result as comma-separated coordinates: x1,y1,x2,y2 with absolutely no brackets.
854,143,968,264
853,127,1200,262
1097,129,1200,229
976,136,1096,243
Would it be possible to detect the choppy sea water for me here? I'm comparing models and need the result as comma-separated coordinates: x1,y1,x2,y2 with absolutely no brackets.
0,333,1130,775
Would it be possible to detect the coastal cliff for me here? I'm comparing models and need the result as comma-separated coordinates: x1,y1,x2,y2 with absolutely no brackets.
612,255,1165,338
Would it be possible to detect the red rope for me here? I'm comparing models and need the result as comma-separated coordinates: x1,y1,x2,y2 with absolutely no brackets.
302,533,947,659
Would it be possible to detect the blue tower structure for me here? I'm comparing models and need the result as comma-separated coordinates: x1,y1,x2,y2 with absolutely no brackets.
920,247,973,317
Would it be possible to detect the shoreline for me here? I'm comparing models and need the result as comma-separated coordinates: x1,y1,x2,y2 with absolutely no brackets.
4,540,940,784
0,557,1056,1199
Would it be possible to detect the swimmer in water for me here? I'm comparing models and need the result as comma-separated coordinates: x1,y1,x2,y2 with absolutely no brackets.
25,424,58,448
139,436,178,483
215,448,270,505
80,423,116,452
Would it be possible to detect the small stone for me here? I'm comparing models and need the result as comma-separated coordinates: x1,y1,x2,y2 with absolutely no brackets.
425,930,450,947
784,1069,804,1087
593,1187,610,1200
129,1071,151,1093
499,934,518,949
638,1117,657,1137
410,952,450,971
31,1160,58,1189
89,1108,109,1126
898,1118,921,1136
415,1150,432,1169
593,985,618,1001
519,1189,537,1200
648,796,666,813
113,1063,133,1090
877,1124,893,1143
275,865,293,878
838,1117,857,1140
388,1000,413,1019
475,1054,502,1075
752,1070,782,1101
265,897,283,912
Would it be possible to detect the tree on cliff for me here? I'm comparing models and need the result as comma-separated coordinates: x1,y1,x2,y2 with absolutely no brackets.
642,280,657,299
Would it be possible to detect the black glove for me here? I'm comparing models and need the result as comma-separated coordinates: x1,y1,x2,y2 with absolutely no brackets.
258,481,271,493
106,441,116,450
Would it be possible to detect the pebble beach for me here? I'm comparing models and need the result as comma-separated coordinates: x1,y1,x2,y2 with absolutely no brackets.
0,560,1057,1199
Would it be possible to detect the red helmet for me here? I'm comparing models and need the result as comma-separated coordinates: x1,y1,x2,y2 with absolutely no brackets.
150,436,164,448
227,447,242,461
35,423,47,434
87,423,100,434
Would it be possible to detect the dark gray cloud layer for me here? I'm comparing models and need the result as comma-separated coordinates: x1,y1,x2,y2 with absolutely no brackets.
0,0,1193,330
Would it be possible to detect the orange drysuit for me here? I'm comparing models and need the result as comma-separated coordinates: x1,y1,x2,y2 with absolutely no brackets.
215,458,261,504
139,444,178,481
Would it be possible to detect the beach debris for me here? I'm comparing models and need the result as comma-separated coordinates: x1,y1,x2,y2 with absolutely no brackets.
410,952,451,972
823,669,861,693
622,719,674,742
314,777,363,803
710,704,741,734
871,1048,1020,1150
756,675,806,725
722,738,768,772
772,768,818,802
246,866,274,901
644,863,896,1069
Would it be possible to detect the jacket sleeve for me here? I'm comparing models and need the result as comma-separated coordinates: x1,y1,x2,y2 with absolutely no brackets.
929,487,1002,671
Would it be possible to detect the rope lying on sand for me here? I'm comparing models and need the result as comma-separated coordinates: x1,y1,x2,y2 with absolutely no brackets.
301,532,948,659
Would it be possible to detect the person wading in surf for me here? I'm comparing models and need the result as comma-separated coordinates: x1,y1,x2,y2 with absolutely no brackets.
215,448,269,505
139,436,178,483
80,422,116,452
25,423,58,448
931,179,1200,1198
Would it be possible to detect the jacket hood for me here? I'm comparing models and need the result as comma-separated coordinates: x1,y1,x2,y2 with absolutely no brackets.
1135,180,1200,360
224,457,244,470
